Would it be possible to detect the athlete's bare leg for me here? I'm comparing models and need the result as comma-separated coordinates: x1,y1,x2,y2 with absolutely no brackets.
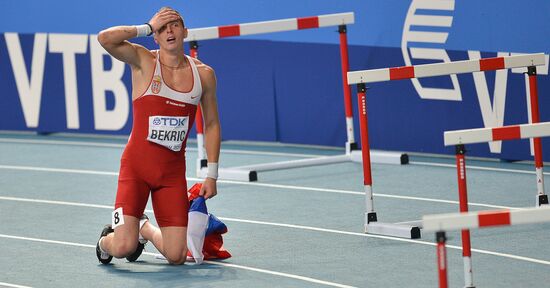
140,222,188,265
100,215,140,258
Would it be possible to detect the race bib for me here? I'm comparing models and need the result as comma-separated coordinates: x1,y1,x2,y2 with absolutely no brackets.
112,207,125,228
147,115,189,151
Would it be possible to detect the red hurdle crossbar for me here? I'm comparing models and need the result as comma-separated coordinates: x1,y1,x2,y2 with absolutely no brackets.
348,54,545,84
186,13,354,41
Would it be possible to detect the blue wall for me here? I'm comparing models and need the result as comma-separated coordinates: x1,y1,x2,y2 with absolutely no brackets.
3,0,550,52
1,0,550,161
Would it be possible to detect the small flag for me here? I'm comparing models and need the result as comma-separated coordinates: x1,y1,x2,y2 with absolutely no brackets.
187,194,209,264
186,183,231,264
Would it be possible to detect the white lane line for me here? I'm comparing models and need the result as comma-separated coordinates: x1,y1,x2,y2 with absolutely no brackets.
0,234,356,288
0,196,112,210
0,138,125,148
0,165,118,176
1,196,549,266
0,234,94,249
0,282,33,288
0,138,323,158
205,180,517,209
0,165,519,209
200,261,356,288
219,179,362,195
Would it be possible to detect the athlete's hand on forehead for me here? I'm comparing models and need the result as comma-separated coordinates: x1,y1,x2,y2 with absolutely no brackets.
149,9,182,33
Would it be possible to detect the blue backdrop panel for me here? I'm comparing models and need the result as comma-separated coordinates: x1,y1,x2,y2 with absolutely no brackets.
0,35,28,130
271,41,347,146
195,39,278,142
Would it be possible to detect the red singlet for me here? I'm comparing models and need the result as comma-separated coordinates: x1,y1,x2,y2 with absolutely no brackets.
115,51,202,227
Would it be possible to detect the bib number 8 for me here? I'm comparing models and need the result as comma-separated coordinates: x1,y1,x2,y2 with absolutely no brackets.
112,207,125,228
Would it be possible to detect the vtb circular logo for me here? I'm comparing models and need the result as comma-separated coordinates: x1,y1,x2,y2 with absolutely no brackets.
153,117,161,125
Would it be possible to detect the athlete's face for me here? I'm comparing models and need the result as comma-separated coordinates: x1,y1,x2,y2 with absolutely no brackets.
155,19,187,51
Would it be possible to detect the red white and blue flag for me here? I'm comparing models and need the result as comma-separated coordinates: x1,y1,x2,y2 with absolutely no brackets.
186,183,231,264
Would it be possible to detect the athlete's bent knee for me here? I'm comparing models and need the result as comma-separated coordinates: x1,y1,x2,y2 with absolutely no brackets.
112,241,138,258
165,250,187,265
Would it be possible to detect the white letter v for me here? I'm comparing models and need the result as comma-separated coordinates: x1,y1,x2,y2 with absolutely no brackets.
468,51,509,154
5,33,47,128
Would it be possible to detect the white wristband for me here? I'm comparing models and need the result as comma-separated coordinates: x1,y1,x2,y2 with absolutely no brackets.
135,24,152,37
206,163,219,180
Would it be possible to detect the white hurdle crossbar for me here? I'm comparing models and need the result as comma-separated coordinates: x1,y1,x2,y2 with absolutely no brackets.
345,53,546,241
186,13,354,41
422,207,550,288
444,121,550,146
187,12,407,182
348,53,545,84
423,207,550,232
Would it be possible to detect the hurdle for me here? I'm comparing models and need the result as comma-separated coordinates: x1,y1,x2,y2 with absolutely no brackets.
346,53,546,240
445,122,550,207
423,207,550,288
443,121,550,287
185,12,408,182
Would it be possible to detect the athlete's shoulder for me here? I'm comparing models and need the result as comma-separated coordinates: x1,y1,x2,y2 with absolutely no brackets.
191,57,216,82
130,47,155,75
191,57,214,72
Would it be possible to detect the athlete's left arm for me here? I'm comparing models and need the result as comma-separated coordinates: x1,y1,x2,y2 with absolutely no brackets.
199,64,221,199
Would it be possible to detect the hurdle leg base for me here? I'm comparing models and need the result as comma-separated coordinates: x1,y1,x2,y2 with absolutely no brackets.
198,167,258,182
365,221,421,239
345,141,358,155
351,150,409,165
538,194,548,206
200,159,208,168
219,168,257,182
196,159,208,177
394,220,423,228
213,154,351,182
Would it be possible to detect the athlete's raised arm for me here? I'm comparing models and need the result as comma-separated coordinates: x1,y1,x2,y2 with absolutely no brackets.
97,9,181,69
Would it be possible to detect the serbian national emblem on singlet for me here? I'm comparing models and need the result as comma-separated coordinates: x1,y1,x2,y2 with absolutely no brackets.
151,75,162,94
